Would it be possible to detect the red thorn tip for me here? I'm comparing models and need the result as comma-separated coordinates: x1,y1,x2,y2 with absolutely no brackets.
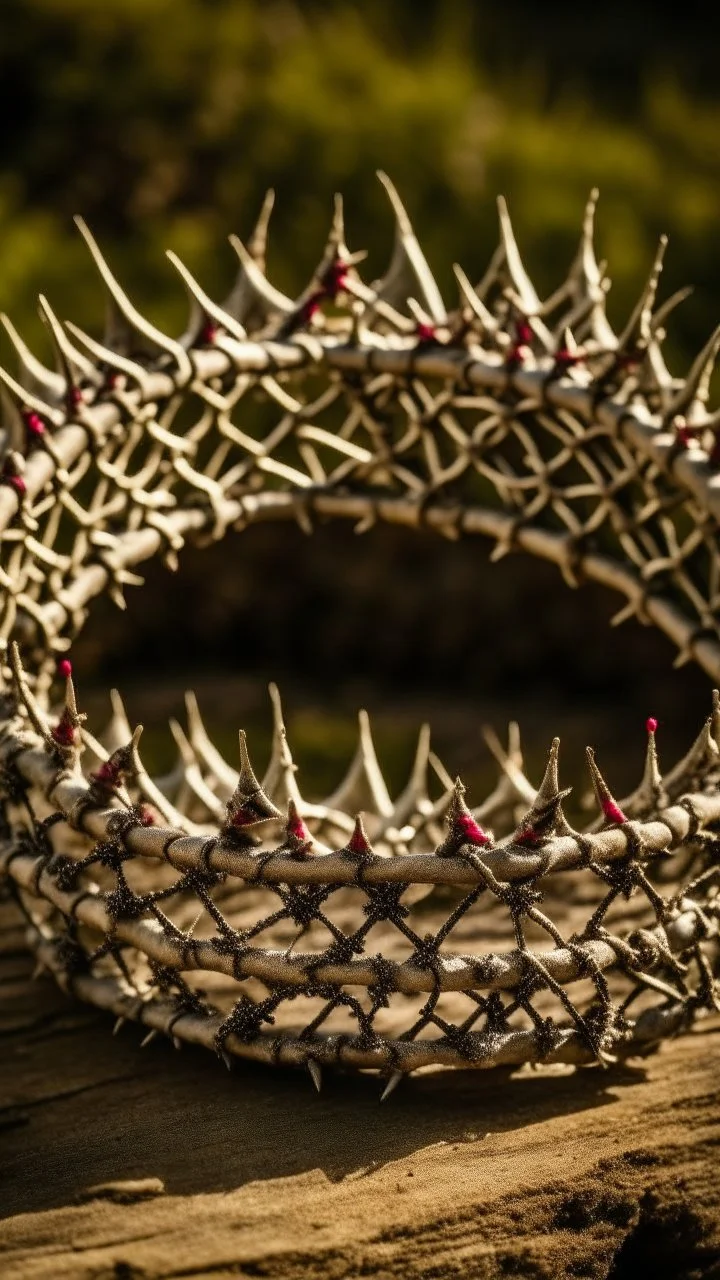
646,716,658,734
10,476,26,495
506,343,530,367
288,811,311,843
25,412,46,436
230,805,257,829
301,296,322,324
674,419,694,448
602,798,628,825
93,759,119,785
348,820,371,855
455,811,491,847
515,320,533,346
416,322,436,343
139,805,155,827
58,659,73,679
51,712,76,747
324,260,350,297
554,347,582,368
515,826,541,847
67,387,84,407
199,321,218,345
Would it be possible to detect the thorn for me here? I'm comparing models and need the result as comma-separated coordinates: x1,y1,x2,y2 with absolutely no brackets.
140,1029,159,1048
113,1016,126,1036
373,171,446,324
32,958,46,980
286,797,312,849
380,1070,404,1103
247,188,275,267
667,324,720,420
616,235,668,355
439,778,492,854
221,1050,233,1071
347,813,374,857
496,194,540,317
513,738,573,845
172,1035,182,1051
586,747,628,825
166,249,246,346
0,312,65,402
224,729,282,833
307,1058,322,1093
73,215,193,383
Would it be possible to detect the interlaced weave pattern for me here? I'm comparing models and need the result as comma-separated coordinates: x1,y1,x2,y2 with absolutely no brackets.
0,176,719,1093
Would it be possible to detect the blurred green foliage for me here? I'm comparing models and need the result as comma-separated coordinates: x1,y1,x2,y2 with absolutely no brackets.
1,0,717,747
1,0,718,369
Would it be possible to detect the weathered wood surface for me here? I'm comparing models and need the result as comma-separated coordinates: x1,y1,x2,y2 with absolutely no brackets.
1,896,719,1280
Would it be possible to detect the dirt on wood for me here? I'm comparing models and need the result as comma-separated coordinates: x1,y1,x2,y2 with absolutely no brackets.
1,893,719,1280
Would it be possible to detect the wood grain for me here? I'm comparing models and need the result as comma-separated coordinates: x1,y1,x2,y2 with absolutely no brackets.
1,898,719,1279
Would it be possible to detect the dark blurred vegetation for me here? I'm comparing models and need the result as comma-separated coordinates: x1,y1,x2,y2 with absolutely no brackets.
1,0,718,783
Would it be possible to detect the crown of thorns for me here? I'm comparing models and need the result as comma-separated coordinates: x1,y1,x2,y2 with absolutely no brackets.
1,176,719,1098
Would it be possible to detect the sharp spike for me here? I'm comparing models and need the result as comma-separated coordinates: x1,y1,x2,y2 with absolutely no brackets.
227,234,295,323
616,235,668,355
666,324,720,422
0,313,65,402
65,319,150,389
323,710,393,820
438,778,492,854
0,361,63,425
496,194,541,317
285,797,313,850
307,1058,322,1093
480,723,537,809
586,747,628,825
614,717,667,819
512,739,574,845
37,294,99,392
73,216,193,382
344,812,374,858
113,1016,126,1036
372,171,446,324
8,642,50,739
380,722,433,836
650,286,693,337
262,682,301,806
452,263,497,337
184,690,237,798
100,688,134,754
50,666,86,753
140,1029,159,1048
663,715,720,800
223,729,282,834
91,726,144,793
247,188,275,268
166,250,247,347
573,188,603,294
380,1070,403,1102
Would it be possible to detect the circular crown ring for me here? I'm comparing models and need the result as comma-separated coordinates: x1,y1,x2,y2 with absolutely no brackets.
1,177,719,1099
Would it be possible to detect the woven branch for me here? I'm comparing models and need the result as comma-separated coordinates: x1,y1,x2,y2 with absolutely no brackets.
1,177,719,1093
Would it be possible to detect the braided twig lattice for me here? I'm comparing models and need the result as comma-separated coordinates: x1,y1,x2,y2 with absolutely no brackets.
1,177,719,1093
